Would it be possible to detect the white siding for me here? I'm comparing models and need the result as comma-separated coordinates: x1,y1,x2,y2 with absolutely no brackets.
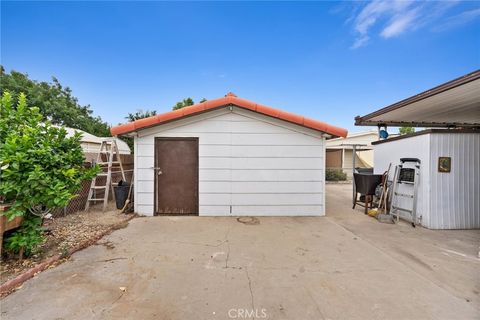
373,134,431,226
134,107,326,216
374,132,480,229
429,133,480,229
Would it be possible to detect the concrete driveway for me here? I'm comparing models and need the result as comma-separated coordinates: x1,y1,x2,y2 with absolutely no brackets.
1,184,479,320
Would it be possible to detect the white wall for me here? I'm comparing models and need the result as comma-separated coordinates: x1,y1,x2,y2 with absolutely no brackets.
134,107,326,216
374,132,480,229
373,134,431,226
429,133,480,229
326,131,378,148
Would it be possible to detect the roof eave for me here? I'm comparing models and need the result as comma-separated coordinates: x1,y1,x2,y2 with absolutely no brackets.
355,69,480,127
355,119,480,128
111,95,348,138
111,104,233,136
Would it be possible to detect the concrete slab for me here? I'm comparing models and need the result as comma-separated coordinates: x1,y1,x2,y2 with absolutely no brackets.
1,184,479,319
327,184,480,310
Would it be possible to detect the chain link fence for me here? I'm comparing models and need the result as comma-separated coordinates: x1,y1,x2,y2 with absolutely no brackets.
52,154,134,217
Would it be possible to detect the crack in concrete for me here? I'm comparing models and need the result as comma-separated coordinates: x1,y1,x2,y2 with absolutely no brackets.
244,267,255,310
224,226,232,270
95,257,128,263
225,241,231,269
168,240,228,247
224,226,232,240
100,291,125,317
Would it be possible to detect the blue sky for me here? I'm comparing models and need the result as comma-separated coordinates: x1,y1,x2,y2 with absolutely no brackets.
1,1,479,133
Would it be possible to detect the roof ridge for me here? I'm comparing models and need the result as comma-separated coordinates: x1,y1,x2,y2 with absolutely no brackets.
111,93,348,138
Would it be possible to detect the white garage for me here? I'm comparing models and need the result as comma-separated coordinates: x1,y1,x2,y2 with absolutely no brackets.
111,93,347,216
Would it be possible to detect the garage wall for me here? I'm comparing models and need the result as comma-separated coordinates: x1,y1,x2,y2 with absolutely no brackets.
374,131,480,229
429,133,480,229
134,106,326,216
373,134,431,225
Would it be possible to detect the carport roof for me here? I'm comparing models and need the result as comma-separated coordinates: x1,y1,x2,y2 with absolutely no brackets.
110,93,348,138
354,70,480,128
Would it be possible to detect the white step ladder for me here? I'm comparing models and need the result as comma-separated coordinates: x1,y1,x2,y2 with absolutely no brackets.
85,139,126,212
390,158,421,227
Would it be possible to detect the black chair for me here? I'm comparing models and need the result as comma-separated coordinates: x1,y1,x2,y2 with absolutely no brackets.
355,167,374,174
353,173,383,214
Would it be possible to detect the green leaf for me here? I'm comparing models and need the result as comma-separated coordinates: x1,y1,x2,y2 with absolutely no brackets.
0,92,98,254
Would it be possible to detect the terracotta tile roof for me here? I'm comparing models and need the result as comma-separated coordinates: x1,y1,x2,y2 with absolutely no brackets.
111,93,348,138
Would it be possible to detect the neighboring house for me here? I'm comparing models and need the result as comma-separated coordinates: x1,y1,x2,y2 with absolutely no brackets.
111,92,347,217
326,130,379,178
355,70,480,229
64,127,131,160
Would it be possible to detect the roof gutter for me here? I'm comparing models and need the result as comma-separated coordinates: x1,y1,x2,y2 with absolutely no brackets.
356,120,480,128
355,69,480,126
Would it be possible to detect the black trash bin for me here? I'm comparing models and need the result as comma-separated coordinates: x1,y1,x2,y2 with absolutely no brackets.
114,180,130,209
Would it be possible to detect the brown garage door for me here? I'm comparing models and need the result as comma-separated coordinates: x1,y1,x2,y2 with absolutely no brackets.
154,137,199,215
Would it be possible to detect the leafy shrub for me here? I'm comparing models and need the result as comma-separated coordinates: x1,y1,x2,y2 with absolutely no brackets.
0,92,99,257
326,168,347,181
4,216,43,259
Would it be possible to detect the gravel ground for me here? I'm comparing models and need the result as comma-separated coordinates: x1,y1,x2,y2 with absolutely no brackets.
1,204,133,285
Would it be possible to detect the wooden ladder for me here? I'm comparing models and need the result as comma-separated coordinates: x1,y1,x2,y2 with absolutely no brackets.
85,139,126,212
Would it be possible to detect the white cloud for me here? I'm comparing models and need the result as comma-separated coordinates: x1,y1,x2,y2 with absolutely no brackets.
381,8,419,38
351,35,370,49
346,0,477,48
433,8,480,32
350,0,416,48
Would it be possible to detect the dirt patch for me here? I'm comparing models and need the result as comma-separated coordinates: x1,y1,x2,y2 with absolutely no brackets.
236,217,260,225
1,204,134,285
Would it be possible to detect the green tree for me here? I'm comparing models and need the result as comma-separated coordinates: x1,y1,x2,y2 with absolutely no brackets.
0,92,99,258
0,66,110,137
173,97,195,110
125,109,157,122
120,109,158,152
399,127,415,135
172,97,208,110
